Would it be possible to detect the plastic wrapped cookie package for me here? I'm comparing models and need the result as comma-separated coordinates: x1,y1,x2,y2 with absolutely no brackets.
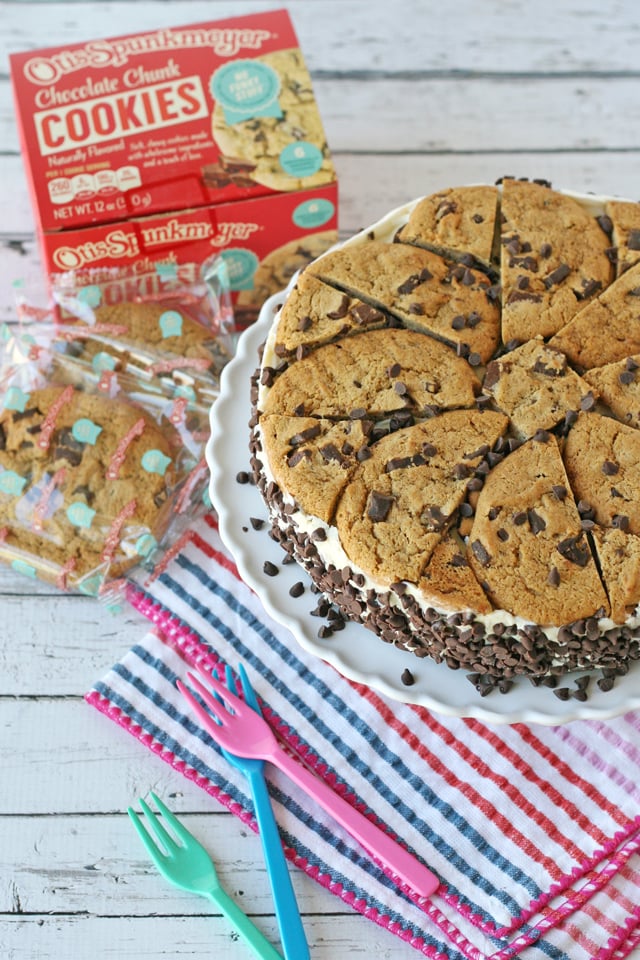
51,255,234,393
0,259,233,600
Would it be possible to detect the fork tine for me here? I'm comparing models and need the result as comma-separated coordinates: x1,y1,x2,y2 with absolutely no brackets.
199,666,250,713
178,674,230,725
128,804,170,863
195,664,248,712
224,664,239,698
149,792,193,847
225,662,263,718
238,662,262,716
188,668,248,717
138,797,181,855
177,679,235,744
176,679,216,734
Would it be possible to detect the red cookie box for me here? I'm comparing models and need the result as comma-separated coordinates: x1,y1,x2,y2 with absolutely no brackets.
10,9,339,318
10,9,336,233
39,182,339,328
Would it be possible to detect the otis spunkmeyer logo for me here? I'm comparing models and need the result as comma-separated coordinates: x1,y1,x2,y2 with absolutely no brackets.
23,27,273,85
52,229,140,269
51,219,260,269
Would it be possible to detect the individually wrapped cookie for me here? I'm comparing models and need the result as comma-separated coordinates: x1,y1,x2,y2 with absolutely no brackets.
0,316,214,599
11,254,233,460
47,256,234,404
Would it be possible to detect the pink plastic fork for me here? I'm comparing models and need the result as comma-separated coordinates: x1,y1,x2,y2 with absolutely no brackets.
177,666,440,900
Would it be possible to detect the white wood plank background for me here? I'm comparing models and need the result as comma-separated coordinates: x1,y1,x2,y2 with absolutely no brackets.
1,2,639,958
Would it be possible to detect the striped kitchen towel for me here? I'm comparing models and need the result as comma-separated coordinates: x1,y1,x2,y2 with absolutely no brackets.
87,512,640,960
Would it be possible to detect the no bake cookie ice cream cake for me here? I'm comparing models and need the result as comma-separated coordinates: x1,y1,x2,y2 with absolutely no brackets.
249,179,640,695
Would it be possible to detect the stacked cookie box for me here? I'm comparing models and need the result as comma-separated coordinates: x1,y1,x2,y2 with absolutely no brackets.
10,9,338,325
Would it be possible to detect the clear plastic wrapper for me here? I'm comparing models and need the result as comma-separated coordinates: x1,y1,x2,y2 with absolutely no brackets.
49,256,234,410
0,259,233,599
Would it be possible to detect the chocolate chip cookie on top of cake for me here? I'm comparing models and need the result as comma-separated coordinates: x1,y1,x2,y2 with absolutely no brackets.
269,270,387,360
261,327,480,419
467,432,609,625
396,184,499,272
549,260,640,371
483,337,597,439
563,412,640,535
306,238,500,364
335,410,508,585
500,178,612,343
259,414,372,524
583,355,640,429
590,526,640,623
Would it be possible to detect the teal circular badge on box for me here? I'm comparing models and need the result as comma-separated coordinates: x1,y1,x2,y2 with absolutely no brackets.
293,198,336,229
279,141,323,178
218,248,259,291
211,61,282,123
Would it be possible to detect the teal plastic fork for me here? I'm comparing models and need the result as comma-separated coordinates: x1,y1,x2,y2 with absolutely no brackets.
128,792,282,960
215,664,309,960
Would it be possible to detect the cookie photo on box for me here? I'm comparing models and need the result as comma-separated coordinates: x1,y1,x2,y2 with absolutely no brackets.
211,48,336,194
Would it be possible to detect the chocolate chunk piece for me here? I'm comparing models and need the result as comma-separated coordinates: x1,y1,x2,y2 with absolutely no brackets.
368,491,395,522
544,263,571,288
556,536,591,568
471,540,491,566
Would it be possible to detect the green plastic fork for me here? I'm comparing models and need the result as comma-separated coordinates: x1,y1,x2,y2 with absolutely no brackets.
128,792,283,960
